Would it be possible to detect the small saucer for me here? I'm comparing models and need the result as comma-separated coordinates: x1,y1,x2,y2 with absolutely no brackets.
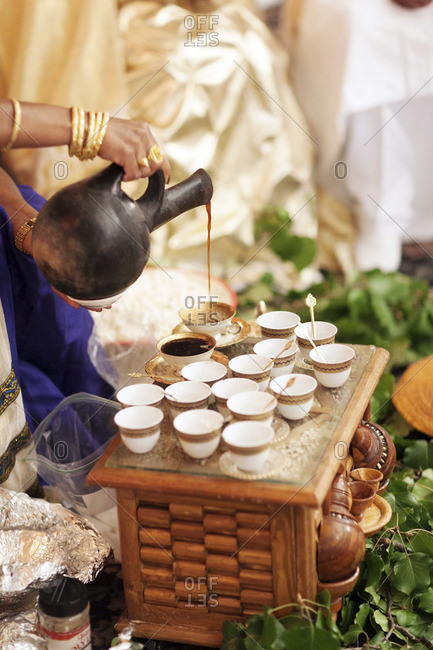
145,350,229,385
219,448,286,480
172,317,251,348
271,416,290,446
358,495,392,537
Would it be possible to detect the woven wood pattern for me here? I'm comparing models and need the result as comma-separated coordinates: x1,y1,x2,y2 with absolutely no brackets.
137,500,274,615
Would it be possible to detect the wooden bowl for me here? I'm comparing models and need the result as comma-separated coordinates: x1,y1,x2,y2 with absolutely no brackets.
318,566,360,601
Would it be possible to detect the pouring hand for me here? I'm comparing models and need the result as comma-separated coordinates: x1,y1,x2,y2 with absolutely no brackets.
98,117,170,183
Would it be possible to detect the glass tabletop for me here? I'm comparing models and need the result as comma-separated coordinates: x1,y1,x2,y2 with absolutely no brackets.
105,341,376,489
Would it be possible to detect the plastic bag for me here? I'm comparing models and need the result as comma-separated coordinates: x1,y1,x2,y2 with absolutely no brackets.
27,393,120,516
88,309,157,389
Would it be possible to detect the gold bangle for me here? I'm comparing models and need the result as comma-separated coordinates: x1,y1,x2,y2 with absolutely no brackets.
90,111,109,159
68,106,86,158
81,111,96,160
14,217,37,254
1,99,22,152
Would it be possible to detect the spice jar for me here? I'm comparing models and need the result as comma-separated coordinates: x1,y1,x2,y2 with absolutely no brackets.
38,577,91,649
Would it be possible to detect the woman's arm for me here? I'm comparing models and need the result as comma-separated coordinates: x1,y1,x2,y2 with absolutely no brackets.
0,100,170,182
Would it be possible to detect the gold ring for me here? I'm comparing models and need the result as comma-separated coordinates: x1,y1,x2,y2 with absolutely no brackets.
148,144,164,164
138,156,149,168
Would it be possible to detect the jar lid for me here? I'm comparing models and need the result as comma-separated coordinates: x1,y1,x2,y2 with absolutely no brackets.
39,577,88,617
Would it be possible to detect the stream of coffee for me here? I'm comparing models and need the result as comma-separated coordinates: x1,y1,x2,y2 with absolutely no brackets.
206,201,212,298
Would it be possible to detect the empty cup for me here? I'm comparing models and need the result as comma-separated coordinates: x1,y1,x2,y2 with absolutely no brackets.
211,378,259,420
227,391,277,426
253,338,298,377
309,344,355,388
350,481,376,522
269,373,317,420
164,381,212,418
349,467,383,493
222,421,274,472
174,409,224,459
116,383,164,408
114,405,164,453
256,311,300,338
294,321,338,361
181,360,228,385
228,354,273,391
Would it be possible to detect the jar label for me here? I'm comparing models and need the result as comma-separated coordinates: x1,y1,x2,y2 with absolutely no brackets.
39,621,91,649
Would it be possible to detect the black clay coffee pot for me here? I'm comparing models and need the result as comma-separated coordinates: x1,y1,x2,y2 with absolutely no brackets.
32,164,213,301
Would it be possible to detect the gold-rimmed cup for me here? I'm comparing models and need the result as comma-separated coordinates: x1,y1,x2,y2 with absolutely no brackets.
294,321,338,361
173,409,224,459
310,343,355,388
164,381,211,419
157,332,216,368
227,391,277,426
222,421,274,472
228,354,273,391
114,405,163,454
179,301,239,336
211,377,259,420
256,311,300,339
269,373,317,420
116,383,164,408
253,338,298,377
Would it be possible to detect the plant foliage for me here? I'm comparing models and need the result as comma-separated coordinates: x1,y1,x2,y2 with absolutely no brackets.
231,267,433,649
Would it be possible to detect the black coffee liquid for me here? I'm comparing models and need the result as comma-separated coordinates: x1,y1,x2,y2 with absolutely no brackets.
162,339,212,357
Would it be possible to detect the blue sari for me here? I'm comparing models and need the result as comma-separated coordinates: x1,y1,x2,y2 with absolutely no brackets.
0,185,112,438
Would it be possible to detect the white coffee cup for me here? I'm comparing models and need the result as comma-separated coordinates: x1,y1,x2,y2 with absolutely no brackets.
269,373,317,420
222,421,274,472
164,381,211,419
226,391,277,426
116,383,164,408
174,409,224,459
211,378,259,420
114,405,163,453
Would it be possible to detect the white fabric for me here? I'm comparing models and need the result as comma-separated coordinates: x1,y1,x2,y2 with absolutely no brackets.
0,303,36,492
291,0,433,271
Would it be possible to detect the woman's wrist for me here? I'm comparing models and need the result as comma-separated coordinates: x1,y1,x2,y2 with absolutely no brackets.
0,101,72,149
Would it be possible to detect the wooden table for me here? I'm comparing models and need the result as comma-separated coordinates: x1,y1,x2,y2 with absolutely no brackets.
88,342,389,647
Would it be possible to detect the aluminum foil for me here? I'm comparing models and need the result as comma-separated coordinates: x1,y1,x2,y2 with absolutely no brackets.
0,487,112,609
0,610,47,650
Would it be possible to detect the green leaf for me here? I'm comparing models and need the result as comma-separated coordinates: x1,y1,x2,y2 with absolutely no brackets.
221,621,246,650
419,588,433,613
391,553,433,595
279,613,309,631
261,613,286,648
404,440,433,469
373,609,389,632
370,294,400,337
370,371,395,421
410,531,433,557
269,232,317,271
282,626,340,649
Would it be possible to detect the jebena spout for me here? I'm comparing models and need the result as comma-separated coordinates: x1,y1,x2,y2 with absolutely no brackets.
143,169,214,232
